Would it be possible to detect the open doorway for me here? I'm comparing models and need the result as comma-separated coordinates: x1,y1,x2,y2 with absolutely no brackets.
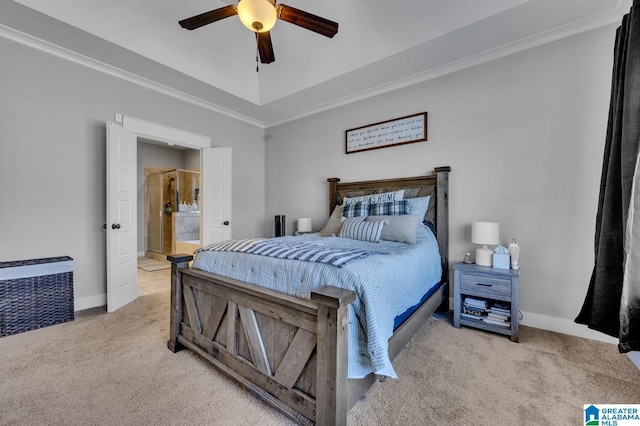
142,169,201,265
136,140,202,266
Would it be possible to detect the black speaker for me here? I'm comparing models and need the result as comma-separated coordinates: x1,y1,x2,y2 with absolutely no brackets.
274,215,286,237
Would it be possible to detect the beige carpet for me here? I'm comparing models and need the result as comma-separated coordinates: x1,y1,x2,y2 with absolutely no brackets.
1,289,639,426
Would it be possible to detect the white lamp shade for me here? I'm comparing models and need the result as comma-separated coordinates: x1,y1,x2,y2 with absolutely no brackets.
471,221,499,245
237,0,277,33
472,221,499,266
297,218,312,233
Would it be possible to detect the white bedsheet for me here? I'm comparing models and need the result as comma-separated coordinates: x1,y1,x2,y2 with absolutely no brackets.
192,224,442,379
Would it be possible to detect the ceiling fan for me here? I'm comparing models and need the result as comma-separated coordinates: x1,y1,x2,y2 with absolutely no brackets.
179,0,339,65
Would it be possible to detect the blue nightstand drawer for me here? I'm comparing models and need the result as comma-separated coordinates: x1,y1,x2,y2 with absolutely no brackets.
460,274,511,298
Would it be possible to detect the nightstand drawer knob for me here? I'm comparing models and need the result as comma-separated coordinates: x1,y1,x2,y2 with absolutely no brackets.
477,283,492,287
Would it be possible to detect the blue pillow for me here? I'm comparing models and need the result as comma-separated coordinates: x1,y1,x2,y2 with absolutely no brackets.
423,220,437,238
369,200,410,216
341,200,369,218
340,218,387,243
406,196,431,220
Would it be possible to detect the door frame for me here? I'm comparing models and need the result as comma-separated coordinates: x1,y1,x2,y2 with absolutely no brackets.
107,114,211,311
121,116,211,150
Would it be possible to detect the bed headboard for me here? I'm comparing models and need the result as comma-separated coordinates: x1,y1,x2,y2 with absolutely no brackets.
327,166,451,282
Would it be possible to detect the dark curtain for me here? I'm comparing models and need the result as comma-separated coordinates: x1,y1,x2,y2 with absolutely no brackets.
576,2,640,353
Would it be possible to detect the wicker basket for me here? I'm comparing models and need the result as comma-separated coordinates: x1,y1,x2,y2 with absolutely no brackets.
0,256,74,337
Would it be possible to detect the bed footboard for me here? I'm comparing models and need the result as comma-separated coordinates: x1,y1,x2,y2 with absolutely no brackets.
167,254,355,426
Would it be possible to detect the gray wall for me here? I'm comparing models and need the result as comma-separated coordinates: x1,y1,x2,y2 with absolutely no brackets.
184,149,201,171
0,35,265,309
265,25,616,341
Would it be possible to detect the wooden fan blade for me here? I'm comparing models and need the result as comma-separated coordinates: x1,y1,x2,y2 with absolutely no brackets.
179,5,237,30
276,5,338,38
257,32,275,64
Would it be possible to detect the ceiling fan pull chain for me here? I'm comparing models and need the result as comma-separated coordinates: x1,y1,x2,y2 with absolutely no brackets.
255,33,260,72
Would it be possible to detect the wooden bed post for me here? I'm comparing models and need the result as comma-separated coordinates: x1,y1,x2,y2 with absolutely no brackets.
434,166,451,285
166,254,193,353
327,178,340,215
311,286,356,426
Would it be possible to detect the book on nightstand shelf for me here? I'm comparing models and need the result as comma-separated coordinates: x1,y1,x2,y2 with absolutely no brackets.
461,312,483,321
488,309,510,318
491,301,509,310
483,316,510,327
487,312,509,321
462,297,511,327
462,297,488,321
464,297,488,310
484,301,511,327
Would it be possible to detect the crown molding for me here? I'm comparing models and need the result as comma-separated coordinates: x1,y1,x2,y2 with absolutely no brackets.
0,5,625,131
0,23,265,129
264,7,625,128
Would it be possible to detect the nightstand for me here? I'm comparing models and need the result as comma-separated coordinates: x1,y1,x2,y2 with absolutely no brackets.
452,262,520,342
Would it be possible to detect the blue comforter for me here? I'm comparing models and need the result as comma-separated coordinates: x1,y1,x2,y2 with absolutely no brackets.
192,224,442,379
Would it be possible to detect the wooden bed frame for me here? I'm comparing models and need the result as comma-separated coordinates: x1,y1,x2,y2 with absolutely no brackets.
167,166,451,425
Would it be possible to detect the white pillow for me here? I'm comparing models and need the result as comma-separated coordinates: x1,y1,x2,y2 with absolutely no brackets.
343,189,405,205
366,215,421,244
340,218,387,243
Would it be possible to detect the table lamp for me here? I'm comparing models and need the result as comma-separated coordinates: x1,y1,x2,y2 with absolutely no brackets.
297,218,312,234
471,221,499,266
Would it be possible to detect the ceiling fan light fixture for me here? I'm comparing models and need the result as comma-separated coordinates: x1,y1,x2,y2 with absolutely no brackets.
237,0,277,33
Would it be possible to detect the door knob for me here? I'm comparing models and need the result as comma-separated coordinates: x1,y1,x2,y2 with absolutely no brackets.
112,223,121,230
223,221,230,226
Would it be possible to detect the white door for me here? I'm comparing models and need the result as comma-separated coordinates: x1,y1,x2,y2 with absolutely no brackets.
106,122,138,312
201,147,232,246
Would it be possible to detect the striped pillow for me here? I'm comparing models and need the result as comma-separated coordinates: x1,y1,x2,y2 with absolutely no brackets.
369,200,410,216
341,200,369,218
340,218,387,243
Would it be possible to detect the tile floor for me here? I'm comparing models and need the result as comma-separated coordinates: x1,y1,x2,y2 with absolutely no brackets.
137,267,171,296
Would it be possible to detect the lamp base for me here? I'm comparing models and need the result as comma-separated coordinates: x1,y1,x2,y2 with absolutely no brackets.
475,246,493,266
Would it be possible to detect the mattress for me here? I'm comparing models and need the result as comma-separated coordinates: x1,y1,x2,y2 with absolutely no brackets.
192,224,442,379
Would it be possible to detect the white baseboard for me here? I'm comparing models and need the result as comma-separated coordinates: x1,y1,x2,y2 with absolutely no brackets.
137,251,145,257
520,310,618,345
74,293,106,312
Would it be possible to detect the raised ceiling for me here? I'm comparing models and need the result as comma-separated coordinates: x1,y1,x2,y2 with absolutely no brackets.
7,0,632,126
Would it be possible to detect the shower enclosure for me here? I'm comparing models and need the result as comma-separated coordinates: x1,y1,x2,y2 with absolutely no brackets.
146,169,200,255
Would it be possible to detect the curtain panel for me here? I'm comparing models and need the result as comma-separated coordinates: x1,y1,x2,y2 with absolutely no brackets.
576,2,640,353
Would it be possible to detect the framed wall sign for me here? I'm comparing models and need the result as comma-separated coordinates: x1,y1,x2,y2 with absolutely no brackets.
345,112,427,154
